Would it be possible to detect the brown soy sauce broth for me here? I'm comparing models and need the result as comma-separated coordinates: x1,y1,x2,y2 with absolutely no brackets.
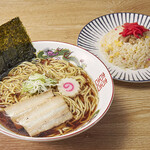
0,109,94,137
0,111,29,136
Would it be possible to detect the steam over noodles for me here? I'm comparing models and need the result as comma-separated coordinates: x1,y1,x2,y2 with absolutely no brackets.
0,58,98,137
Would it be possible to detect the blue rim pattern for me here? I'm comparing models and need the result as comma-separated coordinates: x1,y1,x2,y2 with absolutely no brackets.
77,13,150,82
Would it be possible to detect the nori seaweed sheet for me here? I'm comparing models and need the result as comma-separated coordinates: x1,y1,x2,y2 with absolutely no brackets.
0,17,36,80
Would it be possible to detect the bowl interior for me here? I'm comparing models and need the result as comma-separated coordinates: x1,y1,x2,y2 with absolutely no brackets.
0,41,114,141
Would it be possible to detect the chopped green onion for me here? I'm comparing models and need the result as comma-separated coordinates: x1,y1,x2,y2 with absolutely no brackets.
22,73,57,94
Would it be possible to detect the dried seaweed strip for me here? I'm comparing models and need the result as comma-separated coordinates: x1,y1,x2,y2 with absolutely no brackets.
0,53,6,74
0,17,36,80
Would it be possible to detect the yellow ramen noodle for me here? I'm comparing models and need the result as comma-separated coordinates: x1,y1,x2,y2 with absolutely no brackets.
0,58,98,137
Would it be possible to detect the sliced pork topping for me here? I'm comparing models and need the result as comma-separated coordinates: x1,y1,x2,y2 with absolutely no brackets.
4,92,72,136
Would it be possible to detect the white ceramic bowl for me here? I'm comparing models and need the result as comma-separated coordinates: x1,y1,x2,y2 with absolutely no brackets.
0,41,114,141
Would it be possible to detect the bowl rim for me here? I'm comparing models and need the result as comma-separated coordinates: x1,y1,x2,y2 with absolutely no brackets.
0,40,114,141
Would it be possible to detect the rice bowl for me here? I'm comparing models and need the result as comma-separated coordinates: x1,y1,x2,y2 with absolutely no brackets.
77,12,150,82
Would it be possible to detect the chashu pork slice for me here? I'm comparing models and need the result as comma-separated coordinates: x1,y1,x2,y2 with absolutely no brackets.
5,94,73,137
5,90,53,122
17,96,73,136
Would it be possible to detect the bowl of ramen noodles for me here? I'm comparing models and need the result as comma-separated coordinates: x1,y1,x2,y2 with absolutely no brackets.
0,41,114,141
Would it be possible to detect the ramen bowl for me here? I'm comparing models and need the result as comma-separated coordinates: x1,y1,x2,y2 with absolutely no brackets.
0,41,114,141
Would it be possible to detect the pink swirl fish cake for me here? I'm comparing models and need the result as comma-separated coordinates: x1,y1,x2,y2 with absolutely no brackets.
58,78,80,97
